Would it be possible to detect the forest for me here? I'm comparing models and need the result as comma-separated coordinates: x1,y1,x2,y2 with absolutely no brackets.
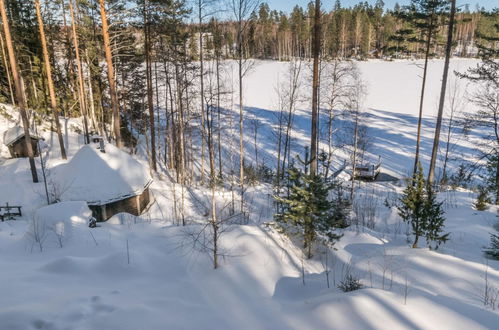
0,0,498,328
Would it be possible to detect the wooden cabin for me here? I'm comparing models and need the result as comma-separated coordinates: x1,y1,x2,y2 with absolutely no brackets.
56,142,153,222
3,125,41,158
89,187,151,222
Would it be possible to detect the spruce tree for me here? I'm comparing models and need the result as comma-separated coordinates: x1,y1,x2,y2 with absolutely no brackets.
275,161,347,258
398,163,448,248
485,154,499,205
398,163,428,248
424,186,449,249
484,232,499,259
474,187,491,211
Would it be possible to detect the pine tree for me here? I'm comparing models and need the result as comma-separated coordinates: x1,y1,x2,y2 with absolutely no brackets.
0,0,38,183
99,0,123,148
462,10,499,87
34,0,66,160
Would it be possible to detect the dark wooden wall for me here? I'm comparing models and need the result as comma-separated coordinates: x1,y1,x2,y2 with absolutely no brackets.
8,137,39,158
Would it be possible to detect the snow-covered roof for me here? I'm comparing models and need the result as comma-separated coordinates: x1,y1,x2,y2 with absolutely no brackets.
56,144,152,205
3,125,40,146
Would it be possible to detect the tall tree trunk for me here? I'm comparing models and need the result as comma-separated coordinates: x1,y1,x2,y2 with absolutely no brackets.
0,0,38,182
496,158,499,205
199,0,206,184
68,0,90,144
441,105,454,184
428,0,456,184
35,0,67,160
325,107,334,179
85,51,100,135
184,59,194,185
276,107,284,186
310,0,321,176
175,62,185,184
0,29,14,106
99,0,122,148
144,0,156,171
206,84,218,256
216,53,222,178
163,60,174,169
154,60,161,160
61,1,77,105
413,19,434,178
166,67,176,171
237,13,244,212
350,108,359,201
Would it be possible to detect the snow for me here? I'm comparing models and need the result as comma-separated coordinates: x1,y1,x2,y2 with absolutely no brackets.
54,143,152,205
0,59,498,329
34,201,92,225
243,58,480,117
3,125,40,146
175,58,483,183
257,59,480,175
32,201,92,247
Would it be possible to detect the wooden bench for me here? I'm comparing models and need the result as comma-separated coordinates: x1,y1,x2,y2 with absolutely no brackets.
0,203,22,221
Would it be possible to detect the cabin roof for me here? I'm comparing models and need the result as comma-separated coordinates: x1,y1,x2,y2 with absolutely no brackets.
55,144,153,205
3,125,40,146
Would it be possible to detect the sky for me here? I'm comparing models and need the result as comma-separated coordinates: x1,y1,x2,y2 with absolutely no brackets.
265,0,497,13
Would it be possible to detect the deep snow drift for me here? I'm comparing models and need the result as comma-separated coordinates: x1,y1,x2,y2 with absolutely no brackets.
0,59,498,329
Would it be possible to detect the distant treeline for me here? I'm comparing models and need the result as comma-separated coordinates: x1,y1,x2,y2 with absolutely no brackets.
0,0,497,117
187,1,498,60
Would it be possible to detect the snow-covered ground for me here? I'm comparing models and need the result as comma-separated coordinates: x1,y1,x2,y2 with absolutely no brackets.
0,59,498,329
176,58,483,183
241,58,484,178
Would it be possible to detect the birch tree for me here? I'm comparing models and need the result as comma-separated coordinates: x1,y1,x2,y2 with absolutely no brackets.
343,66,366,200
321,59,353,178
229,0,260,212
275,59,302,187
